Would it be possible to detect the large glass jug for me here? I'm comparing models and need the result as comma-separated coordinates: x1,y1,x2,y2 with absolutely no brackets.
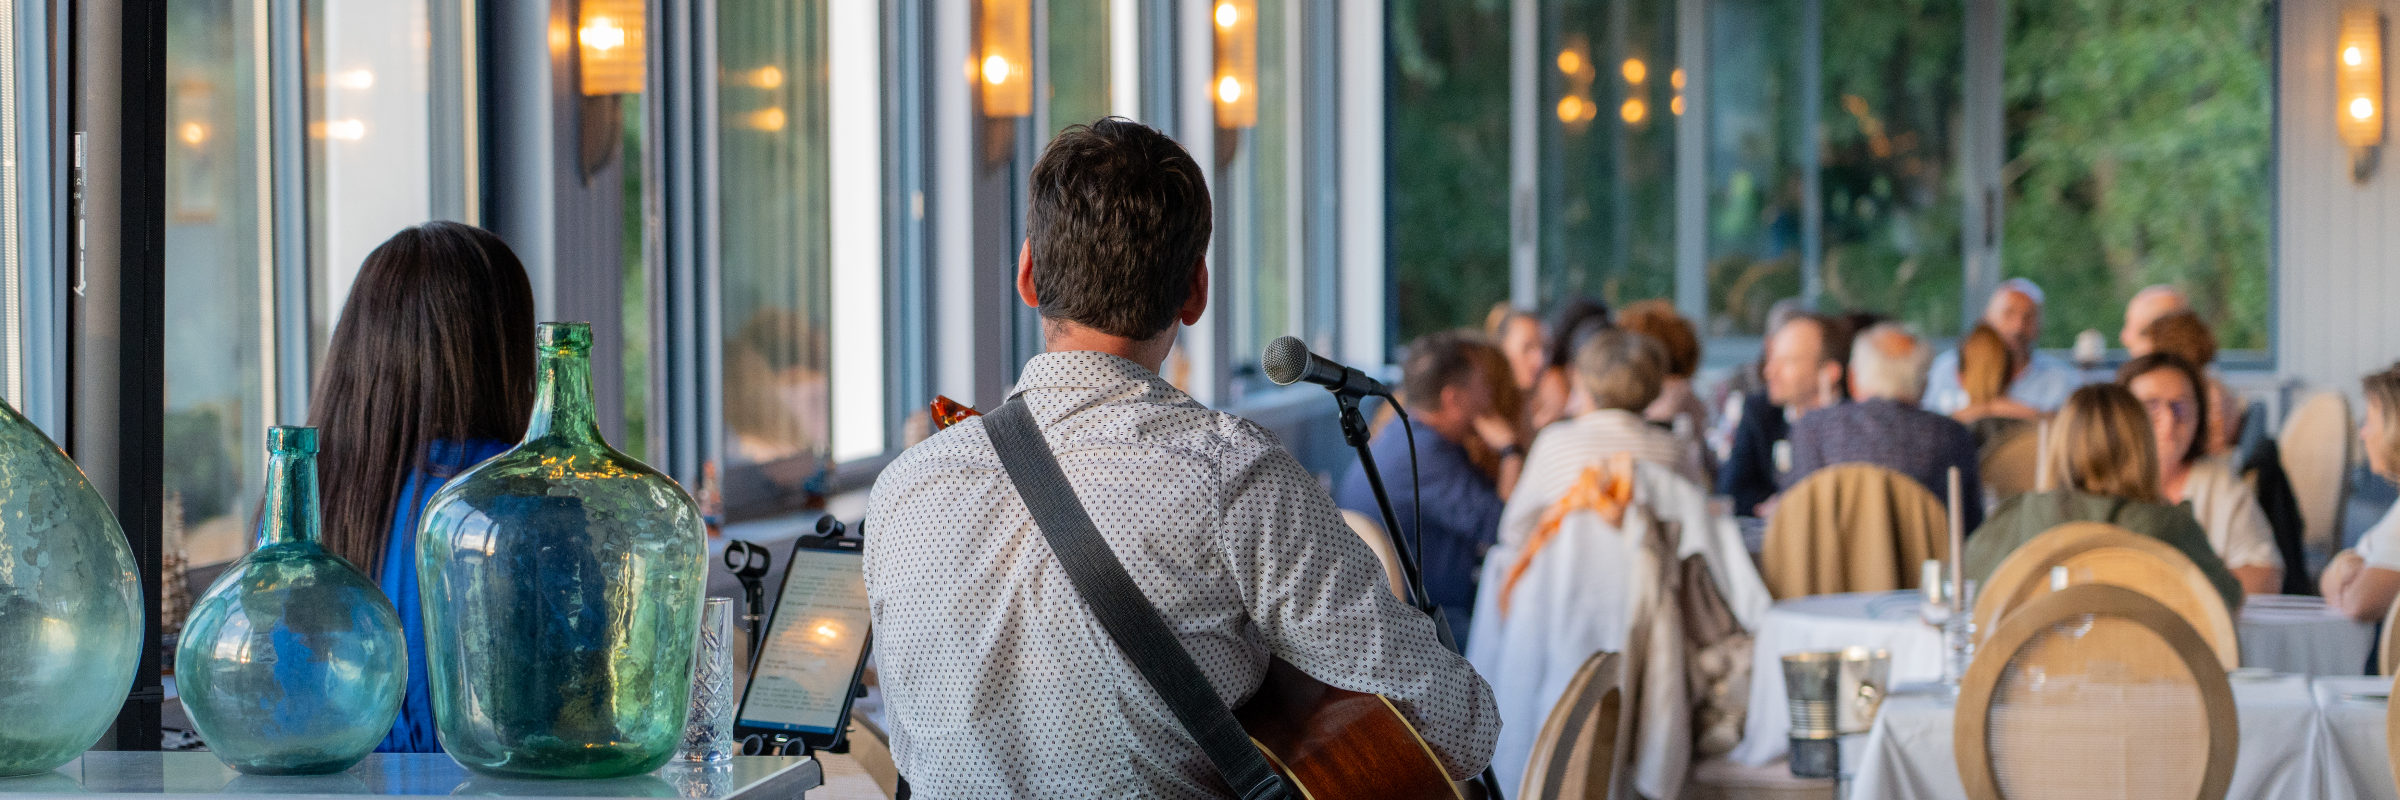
418,322,707,779
0,397,141,776
176,426,405,774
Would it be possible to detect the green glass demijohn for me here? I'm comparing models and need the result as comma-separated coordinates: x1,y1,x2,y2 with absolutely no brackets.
175,426,406,774
418,322,707,779
0,397,141,776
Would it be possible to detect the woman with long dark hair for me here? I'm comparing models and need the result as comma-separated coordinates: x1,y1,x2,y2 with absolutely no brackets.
309,221,536,752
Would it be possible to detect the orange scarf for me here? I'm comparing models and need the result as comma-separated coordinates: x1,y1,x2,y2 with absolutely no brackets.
1500,455,1635,615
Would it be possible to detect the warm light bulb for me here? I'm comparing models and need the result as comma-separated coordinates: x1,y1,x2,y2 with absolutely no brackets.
1218,76,1244,103
1215,2,1237,27
580,17,625,52
814,624,837,639
1621,97,1647,123
1558,50,1583,76
2355,97,2377,120
2348,46,2366,66
982,54,1011,85
750,66,785,88
1671,68,1686,90
179,122,207,145
1622,58,1647,84
1671,95,1685,116
337,69,375,89
748,107,788,131
1557,96,1583,123
326,119,366,140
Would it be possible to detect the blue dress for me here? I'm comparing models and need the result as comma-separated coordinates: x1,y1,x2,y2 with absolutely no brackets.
375,439,512,753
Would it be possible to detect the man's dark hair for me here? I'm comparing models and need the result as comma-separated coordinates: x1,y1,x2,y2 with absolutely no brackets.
1027,118,1213,339
1402,331,1482,411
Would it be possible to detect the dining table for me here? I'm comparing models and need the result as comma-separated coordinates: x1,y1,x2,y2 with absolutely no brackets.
1731,591,2379,766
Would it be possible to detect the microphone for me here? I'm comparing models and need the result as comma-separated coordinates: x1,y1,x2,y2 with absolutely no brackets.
1262,336,1393,398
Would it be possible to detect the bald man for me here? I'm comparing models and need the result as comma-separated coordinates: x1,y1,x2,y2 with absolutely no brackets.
2121,285,2190,356
1920,278,2086,414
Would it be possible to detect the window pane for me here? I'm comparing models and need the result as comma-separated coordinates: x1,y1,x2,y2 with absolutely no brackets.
165,0,270,567
1540,0,1678,312
1701,0,1802,335
1048,0,1110,135
310,0,432,340
1390,0,1511,344
1819,0,1962,334
2004,0,2273,350
1225,0,1294,373
719,0,830,519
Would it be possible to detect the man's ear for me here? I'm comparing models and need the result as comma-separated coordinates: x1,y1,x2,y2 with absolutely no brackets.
1177,259,1210,326
1016,241,1039,309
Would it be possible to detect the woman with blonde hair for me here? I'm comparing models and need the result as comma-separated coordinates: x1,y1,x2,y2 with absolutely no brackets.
1950,323,2039,452
2321,363,2400,619
1962,384,2243,612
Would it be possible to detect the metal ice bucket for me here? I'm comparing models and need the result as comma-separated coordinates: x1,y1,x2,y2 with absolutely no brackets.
1782,647,1893,778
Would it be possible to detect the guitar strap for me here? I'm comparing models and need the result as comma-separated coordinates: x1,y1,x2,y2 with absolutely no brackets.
984,397,1293,800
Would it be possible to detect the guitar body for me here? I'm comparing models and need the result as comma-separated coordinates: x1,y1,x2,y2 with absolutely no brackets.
1235,657,1466,800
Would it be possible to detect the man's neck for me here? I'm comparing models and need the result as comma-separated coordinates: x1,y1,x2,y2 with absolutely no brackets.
1044,320,1177,374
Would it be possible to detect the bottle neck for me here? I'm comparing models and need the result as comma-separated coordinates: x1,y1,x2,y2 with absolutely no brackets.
525,346,603,446
260,447,320,548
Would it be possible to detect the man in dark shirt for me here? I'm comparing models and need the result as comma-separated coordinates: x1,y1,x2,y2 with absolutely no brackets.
1338,331,1520,644
1785,322,1985,529
1718,313,1849,516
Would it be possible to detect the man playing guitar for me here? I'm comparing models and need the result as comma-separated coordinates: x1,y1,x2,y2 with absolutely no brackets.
863,118,1498,797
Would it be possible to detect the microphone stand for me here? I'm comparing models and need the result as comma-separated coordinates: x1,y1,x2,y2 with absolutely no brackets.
1332,392,1456,651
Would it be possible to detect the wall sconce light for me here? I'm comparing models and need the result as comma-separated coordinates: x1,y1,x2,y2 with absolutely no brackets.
1214,1,1258,128
2338,6,2385,181
980,0,1032,118
578,0,643,96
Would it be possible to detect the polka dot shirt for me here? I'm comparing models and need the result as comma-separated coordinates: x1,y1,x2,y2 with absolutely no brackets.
864,351,1499,798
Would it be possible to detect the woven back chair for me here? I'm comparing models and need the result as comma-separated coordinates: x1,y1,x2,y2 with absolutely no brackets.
2382,597,2400,677
1972,522,2239,670
1341,510,1410,602
2278,391,2353,563
1955,584,2237,800
1518,651,1628,800
1980,425,2043,503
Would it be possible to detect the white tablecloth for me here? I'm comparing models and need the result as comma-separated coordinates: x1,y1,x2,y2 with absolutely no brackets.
1731,592,2377,766
1729,592,1946,765
1847,675,2327,800
2242,594,2379,677
2316,676,2397,800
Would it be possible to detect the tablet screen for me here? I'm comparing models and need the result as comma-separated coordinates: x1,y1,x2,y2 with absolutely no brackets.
736,545,870,735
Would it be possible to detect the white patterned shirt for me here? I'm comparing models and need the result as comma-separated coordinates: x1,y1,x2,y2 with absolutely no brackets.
864,351,1500,798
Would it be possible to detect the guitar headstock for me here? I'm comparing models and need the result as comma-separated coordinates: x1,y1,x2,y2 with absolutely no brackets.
930,395,981,431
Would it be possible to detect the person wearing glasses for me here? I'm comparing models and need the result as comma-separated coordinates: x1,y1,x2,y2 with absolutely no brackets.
2118,353,2282,597
1963,384,2243,614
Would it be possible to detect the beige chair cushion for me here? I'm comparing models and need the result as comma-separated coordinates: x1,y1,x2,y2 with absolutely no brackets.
2278,391,2353,560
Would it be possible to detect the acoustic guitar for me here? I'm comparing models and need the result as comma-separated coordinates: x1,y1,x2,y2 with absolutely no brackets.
931,397,1467,800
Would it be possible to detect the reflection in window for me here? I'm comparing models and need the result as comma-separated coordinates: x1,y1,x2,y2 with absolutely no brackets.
719,0,830,520
1047,0,1111,136
1540,0,1677,316
2004,0,2272,350
1390,0,1511,344
1701,0,1802,335
1222,0,1295,380
309,0,432,339
165,0,270,567
1702,0,1962,336
1817,0,1961,334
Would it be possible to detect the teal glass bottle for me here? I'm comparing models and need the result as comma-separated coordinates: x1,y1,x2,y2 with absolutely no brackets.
175,426,405,774
418,322,707,779
0,396,141,776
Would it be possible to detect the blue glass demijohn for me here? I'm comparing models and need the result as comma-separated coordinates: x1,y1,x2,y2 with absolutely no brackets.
0,396,142,776
175,426,406,774
417,322,708,779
